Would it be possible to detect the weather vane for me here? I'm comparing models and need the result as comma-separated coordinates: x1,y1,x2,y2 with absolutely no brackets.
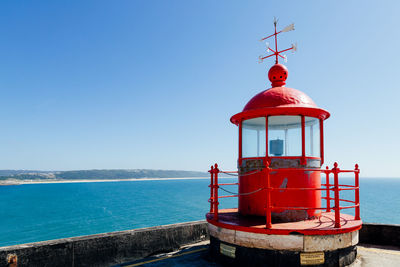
259,18,297,64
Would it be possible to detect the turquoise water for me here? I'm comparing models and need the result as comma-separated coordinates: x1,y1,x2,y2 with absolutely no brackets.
0,178,399,247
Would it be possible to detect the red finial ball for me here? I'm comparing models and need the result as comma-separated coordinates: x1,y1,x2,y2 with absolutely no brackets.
268,63,288,87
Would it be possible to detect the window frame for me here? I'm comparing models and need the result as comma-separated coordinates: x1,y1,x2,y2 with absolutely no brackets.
238,115,324,164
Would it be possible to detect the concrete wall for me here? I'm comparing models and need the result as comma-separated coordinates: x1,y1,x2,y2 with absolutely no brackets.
359,223,400,247
0,221,398,267
0,221,208,267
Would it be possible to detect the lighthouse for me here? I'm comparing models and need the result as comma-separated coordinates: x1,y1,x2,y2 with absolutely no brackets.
207,20,362,266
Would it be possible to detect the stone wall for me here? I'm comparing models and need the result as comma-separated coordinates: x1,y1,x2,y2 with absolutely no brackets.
0,221,398,267
359,223,400,247
0,221,208,267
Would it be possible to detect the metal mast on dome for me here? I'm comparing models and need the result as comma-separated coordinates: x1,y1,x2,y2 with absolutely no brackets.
259,18,297,64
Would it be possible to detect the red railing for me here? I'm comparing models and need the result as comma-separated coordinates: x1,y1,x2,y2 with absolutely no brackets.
208,162,360,229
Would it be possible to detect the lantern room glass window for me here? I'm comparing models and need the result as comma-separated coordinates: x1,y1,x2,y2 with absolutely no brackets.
305,117,320,157
242,117,266,158
268,116,302,156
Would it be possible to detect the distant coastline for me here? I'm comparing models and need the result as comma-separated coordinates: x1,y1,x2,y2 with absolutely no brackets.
0,169,214,186
0,177,214,186
0,169,397,186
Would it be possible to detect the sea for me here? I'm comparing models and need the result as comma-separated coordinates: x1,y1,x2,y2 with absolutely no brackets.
0,177,399,247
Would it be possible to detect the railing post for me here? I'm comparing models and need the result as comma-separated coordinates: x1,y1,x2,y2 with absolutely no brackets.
214,163,219,221
355,164,360,220
210,165,214,213
333,162,341,228
325,166,331,212
265,165,272,229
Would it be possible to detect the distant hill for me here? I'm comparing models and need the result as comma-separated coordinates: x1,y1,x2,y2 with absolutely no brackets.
0,169,209,181
0,170,54,176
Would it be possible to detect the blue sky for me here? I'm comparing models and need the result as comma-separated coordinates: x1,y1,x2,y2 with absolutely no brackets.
0,1,399,177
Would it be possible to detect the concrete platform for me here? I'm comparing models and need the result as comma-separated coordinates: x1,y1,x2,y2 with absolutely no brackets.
116,241,400,267
208,224,359,251
207,209,362,235
352,244,400,267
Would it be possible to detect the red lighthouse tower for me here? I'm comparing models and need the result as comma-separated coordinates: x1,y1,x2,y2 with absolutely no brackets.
207,20,362,266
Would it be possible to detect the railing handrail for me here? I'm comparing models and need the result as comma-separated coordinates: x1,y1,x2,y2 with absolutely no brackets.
208,162,360,229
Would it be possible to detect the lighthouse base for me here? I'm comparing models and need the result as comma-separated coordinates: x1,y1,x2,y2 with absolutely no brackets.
209,236,357,267
206,209,362,266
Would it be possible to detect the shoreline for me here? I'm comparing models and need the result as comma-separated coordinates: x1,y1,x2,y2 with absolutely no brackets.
0,176,235,185
1,176,397,186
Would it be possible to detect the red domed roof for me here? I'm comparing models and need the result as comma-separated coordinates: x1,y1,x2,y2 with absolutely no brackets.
230,63,330,125
230,86,330,125
243,86,317,111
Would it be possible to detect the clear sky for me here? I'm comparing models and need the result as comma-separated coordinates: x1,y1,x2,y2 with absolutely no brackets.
0,1,399,177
